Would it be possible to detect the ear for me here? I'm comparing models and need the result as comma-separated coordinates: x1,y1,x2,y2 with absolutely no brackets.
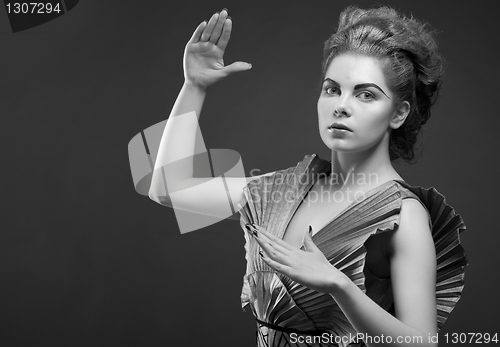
389,101,410,130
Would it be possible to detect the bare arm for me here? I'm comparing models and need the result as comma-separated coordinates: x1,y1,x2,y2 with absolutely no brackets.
331,199,437,346
149,10,273,219
147,83,205,202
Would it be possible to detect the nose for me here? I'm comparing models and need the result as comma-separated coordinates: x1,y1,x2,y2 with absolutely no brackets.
334,95,352,117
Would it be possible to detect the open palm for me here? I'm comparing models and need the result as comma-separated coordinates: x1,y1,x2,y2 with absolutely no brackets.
183,10,251,89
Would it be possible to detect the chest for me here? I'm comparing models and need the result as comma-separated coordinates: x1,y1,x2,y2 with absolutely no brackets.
282,187,353,248
281,184,392,279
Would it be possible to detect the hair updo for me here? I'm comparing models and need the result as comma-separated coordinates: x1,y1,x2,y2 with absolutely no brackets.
322,6,445,162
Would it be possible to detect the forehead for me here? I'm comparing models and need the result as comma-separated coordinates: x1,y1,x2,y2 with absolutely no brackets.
325,53,388,86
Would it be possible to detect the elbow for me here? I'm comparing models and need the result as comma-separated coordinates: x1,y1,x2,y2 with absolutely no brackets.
148,189,157,201
148,190,172,207
148,190,162,204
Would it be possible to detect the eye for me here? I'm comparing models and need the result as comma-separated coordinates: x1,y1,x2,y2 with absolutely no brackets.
357,91,376,101
323,85,340,96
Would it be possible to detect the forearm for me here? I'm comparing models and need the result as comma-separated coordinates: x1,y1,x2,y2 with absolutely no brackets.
331,275,436,347
148,82,207,199
171,81,206,119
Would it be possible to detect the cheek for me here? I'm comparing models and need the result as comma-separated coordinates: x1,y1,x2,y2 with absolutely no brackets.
365,104,394,124
317,99,328,123
317,98,331,116
355,108,393,137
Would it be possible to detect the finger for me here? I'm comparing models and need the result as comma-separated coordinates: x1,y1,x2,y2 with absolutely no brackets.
260,251,293,275
188,20,207,44
252,233,277,256
200,12,220,42
303,225,318,252
253,236,297,269
250,228,281,252
258,233,292,255
254,226,296,252
252,232,291,261
209,9,228,44
266,236,293,256
216,16,232,51
223,61,252,75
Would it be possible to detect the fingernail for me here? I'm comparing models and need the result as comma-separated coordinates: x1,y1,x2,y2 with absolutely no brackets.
250,223,258,229
222,8,228,13
253,230,258,238
259,250,264,257
245,224,253,232
227,16,232,20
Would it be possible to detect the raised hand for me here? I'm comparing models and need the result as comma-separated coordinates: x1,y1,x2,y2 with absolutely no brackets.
183,9,252,90
247,224,348,295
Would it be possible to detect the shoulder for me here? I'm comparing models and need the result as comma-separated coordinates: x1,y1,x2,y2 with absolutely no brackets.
388,197,434,259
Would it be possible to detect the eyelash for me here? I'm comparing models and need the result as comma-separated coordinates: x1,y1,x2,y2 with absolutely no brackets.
323,86,340,96
358,92,376,101
323,86,376,101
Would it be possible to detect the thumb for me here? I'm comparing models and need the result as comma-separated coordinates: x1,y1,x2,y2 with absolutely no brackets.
303,225,317,252
223,61,252,75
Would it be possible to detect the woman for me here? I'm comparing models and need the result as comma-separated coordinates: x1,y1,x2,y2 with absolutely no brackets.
147,6,467,347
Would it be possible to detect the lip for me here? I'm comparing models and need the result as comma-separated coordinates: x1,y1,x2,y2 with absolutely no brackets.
328,122,353,132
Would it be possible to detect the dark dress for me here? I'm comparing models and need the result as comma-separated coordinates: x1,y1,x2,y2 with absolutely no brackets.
237,154,468,347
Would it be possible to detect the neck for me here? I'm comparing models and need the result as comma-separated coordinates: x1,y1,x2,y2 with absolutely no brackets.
328,138,395,189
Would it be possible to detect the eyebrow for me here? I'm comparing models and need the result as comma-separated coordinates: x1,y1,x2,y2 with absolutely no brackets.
323,78,390,99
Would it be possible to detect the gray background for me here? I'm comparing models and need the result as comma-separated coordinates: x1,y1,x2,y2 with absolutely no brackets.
1,0,498,346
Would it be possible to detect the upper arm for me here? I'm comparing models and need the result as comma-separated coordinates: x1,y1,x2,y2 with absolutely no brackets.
148,171,276,220
389,198,437,335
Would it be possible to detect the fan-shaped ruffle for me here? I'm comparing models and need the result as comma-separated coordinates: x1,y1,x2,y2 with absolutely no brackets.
395,180,468,329
238,153,467,342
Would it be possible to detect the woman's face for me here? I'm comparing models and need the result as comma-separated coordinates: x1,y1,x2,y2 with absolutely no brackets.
318,53,401,156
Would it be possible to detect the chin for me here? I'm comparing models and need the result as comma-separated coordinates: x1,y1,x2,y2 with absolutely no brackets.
322,136,350,150
328,141,373,155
